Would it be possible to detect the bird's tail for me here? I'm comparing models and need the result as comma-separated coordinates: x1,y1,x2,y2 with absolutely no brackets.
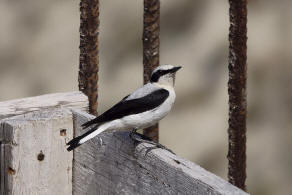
66,124,108,151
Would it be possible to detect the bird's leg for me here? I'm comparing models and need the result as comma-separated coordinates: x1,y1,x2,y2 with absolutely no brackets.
133,132,152,141
130,128,137,141
136,138,175,154
129,129,174,154
129,129,152,142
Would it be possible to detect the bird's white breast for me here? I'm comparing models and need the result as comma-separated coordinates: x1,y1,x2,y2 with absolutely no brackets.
118,84,176,130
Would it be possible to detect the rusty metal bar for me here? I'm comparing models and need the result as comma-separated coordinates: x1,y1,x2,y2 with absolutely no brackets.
227,0,248,191
142,0,160,142
78,0,100,116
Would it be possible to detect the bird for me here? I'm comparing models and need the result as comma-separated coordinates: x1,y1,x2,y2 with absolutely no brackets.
67,64,181,151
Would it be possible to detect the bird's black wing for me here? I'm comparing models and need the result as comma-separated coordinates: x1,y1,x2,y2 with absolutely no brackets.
81,89,169,128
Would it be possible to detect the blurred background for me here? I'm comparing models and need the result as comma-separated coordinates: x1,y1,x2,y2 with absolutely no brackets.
1,0,292,194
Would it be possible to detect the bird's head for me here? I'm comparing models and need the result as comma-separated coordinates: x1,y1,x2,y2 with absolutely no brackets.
150,64,182,86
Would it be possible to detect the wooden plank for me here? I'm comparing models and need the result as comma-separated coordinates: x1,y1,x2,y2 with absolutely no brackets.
72,109,249,195
71,110,96,195
0,108,74,195
0,91,88,120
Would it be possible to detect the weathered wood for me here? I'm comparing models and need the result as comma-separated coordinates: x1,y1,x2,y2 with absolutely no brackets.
72,109,249,195
0,91,88,120
0,92,88,195
0,108,74,195
0,92,248,194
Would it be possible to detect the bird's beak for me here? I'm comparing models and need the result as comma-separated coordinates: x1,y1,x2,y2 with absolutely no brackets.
172,66,182,72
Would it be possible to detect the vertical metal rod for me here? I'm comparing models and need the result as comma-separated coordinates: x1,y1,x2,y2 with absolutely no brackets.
78,0,100,116
227,0,247,191
142,0,160,142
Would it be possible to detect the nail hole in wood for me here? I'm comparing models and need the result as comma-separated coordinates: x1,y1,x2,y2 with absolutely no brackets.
37,151,45,161
60,129,67,136
8,167,16,175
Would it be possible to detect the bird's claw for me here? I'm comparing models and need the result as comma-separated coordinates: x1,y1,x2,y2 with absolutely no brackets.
129,129,175,154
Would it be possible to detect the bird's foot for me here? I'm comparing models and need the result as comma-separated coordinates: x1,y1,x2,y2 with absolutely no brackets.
129,129,175,154
134,132,152,141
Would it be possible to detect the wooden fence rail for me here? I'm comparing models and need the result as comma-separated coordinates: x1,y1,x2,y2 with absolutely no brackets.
0,92,248,195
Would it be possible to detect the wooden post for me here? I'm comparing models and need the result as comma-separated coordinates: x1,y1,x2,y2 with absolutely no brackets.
1,109,73,194
143,0,160,142
78,0,100,116
0,92,88,195
227,0,248,191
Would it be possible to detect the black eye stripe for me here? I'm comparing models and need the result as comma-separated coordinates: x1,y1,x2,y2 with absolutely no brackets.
150,72,160,82
157,69,176,76
150,67,179,82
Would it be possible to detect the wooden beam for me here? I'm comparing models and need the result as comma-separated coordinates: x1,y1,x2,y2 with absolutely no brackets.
0,92,248,194
0,91,88,120
72,109,249,195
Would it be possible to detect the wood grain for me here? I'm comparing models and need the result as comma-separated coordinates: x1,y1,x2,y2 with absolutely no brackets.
0,92,248,195
0,108,73,195
0,92,88,195
72,109,249,195
0,91,88,120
